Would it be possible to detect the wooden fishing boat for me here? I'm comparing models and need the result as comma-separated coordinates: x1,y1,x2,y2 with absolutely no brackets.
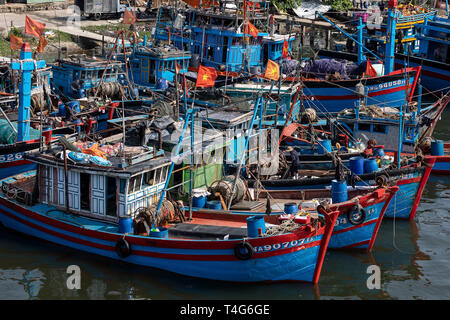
246,156,436,220
187,181,399,251
0,132,341,283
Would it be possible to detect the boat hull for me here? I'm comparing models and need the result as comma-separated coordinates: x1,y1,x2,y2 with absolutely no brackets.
250,157,436,220
0,195,337,283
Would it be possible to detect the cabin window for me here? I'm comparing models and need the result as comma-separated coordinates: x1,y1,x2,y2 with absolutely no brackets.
80,70,86,80
160,166,168,183
119,178,127,194
208,46,215,60
154,168,161,185
143,170,155,187
134,174,143,193
358,123,371,132
128,175,142,193
106,177,117,217
222,36,229,63
80,173,90,211
232,37,241,46
373,124,387,134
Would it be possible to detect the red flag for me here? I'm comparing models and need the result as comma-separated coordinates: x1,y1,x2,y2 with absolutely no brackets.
123,9,136,24
175,62,182,74
36,35,48,53
244,21,259,39
181,0,217,8
196,65,218,87
25,16,45,37
282,39,289,59
366,57,377,77
264,60,280,81
10,34,23,50
245,1,261,8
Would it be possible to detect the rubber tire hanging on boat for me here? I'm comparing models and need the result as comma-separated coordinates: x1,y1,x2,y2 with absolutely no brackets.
375,175,388,187
347,205,366,226
234,241,254,260
115,238,131,258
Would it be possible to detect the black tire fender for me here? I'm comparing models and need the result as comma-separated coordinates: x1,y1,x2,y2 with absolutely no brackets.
115,238,131,258
234,241,254,260
347,204,366,225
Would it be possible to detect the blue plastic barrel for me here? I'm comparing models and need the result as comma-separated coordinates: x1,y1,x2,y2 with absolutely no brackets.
149,227,168,238
364,158,379,173
318,139,332,154
331,179,348,204
58,103,66,117
349,156,364,175
206,200,222,210
284,203,299,214
118,217,133,234
67,101,81,114
373,148,385,157
192,195,207,208
247,216,265,237
431,140,444,156
80,88,86,98
156,78,169,90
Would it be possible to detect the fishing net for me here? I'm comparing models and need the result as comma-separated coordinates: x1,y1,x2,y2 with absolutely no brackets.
0,119,41,145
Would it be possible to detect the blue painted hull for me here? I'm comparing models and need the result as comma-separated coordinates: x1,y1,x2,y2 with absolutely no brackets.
300,75,416,113
329,201,385,249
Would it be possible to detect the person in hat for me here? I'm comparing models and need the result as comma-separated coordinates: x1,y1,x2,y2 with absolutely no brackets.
286,146,300,179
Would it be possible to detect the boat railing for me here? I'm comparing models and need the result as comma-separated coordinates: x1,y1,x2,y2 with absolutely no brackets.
396,10,437,24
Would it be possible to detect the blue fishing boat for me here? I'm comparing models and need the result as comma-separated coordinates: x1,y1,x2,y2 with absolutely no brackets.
0,107,341,283
395,15,450,93
191,183,398,251
322,4,449,93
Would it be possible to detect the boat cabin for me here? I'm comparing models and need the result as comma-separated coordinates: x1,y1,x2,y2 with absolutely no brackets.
415,16,450,64
22,137,171,222
155,9,271,72
223,82,303,126
51,55,123,100
121,44,191,91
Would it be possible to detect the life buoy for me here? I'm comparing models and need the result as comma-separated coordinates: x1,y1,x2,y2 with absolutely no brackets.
234,241,254,260
115,238,131,258
347,204,366,225
128,32,137,44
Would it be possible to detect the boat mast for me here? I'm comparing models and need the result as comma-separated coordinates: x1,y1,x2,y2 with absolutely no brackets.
11,43,46,142
384,3,398,75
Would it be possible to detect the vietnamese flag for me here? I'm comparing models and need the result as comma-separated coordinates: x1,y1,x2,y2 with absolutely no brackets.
365,57,377,77
282,39,289,59
25,16,45,37
36,35,48,53
196,65,218,88
244,21,259,39
123,9,136,25
10,34,23,50
264,59,280,81
175,62,182,74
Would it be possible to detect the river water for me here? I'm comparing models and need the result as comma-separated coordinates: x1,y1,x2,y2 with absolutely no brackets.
0,110,449,301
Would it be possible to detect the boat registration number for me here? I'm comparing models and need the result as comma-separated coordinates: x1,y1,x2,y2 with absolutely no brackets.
367,79,406,92
0,152,24,163
254,236,320,253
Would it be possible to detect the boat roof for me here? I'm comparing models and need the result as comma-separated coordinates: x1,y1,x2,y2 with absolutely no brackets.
133,44,192,59
52,54,122,69
24,134,171,178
